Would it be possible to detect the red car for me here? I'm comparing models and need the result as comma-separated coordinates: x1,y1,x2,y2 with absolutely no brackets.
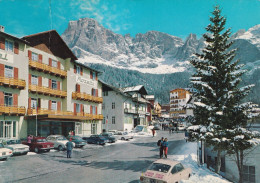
22,137,54,153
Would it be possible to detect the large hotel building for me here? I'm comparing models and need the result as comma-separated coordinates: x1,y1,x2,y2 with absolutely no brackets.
0,27,103,139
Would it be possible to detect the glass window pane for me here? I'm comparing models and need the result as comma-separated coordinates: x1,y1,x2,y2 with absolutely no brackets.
243,166,249,174
32,75,38,85
52,80,57,89
32,52,38,61
51,101,57,110
76,104,80,113
0,121,3,138
5,65,13,78
249,166,255,174
249,175,255,183
52,60,57,68
13,121,16,138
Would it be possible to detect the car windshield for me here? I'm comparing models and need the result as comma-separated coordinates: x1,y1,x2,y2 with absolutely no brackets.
37,139,47,142
0,143,4,148
148,163,171,173
73,136,82,140
7,140,21,144
135,126,144,132
57,137,67,140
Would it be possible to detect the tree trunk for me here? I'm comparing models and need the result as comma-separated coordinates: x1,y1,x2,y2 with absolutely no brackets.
238,150,244,183
215,150,221,173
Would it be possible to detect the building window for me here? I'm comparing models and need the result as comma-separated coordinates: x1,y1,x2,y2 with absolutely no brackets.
92,105,96,114
124,103,128,109
4,93,13,106
112,116,115,124
0,121,17,138
4,65,13,78
91,123,97,134
75,122,82,135
102,104,105,110
52,80,57,89
112,102,115,109
31,98,37,109
32,52,38,61
52,59,57,68
102,118,105,124
5,40,13,52
76,103,80,113
51,101,57,110
243,165,255,183
103,91,108,96
76,65,81,74
31,75,38,85
92,72,96,80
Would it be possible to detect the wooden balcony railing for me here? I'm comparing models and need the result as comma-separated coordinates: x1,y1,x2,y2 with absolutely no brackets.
0,105,26,115
29,85,67,98
0,76,26,89
27,108,103,120
29,60,67,78
72,92,103,103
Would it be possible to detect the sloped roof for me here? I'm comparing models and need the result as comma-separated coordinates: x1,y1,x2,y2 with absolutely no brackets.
100,80,132,98
22,30,77,61
121,85,148,95
0,31,28,44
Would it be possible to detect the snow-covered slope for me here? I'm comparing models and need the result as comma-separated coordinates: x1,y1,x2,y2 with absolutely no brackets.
236,25,260,49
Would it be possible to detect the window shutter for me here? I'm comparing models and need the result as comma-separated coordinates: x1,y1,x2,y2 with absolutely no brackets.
39,54,42,63
57,61,61,69
0,91,4,106
96,72,98,81
57,81,60,90
74,65,76,74
48,100,52,110
14,67,18,79
38,76,42,86
81,104,83,113
28,97,31,109
28,74,31,85
49,58,52,66
96,89,98,97
14,42,19,54
90,105,93,114
80,67,83,76
92,88,94,96
0,63,4,77
57,101,61,111
74,103,77,115
90,71,93,79
0,37,5,50
13,94,18,106
76,84,80,92
97,89,98,97
49,79,52,88
28,50,32,60
95,106,97,115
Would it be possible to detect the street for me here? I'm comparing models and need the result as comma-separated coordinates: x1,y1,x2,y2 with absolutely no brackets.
0,131,186,183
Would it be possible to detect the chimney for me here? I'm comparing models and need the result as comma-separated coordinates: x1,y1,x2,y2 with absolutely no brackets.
0,25,4,32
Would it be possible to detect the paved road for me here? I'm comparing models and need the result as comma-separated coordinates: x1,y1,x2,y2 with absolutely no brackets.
0,131,186,183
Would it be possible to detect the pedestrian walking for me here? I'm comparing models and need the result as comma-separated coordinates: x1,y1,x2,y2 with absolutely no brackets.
162,138,169,158
157,137,164,158
27,135,33,144
152,128,155,137
66,138,74,158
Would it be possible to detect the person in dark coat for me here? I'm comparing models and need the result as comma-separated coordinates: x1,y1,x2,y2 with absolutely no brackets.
162,138,169,158
152,129,155,137
158,137,164,158
66,138,74,158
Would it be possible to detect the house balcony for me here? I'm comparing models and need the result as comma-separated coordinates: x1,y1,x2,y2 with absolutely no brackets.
0,105,26,116
29,85,67,98
171,110,186,114
124,108,137,114
27,109,103,121
72,92,103,103
29,60,67,78
0,76,26,89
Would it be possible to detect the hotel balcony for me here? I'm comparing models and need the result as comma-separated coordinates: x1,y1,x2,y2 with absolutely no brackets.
72,92,103,103
27,109,103,121
0,105,26,116
171,110,186,114
0,76,26,89
29,85,67,98
124,108,137,114
29,60,67,78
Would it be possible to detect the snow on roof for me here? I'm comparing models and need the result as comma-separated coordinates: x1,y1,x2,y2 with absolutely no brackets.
144,95,154,99
121,85,144,92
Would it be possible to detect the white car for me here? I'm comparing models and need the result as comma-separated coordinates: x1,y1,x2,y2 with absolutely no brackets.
46,135,75,151
0,142,13,160
114,131,134,140
177,124,186,131
2,139,29,155
140,159,192,183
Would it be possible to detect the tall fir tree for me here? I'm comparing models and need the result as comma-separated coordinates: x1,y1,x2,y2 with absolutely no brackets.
189,5,259,177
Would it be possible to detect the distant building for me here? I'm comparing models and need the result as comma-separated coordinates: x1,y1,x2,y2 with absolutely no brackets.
169,88,191,119
144,95,154,123
102,83,150,132
161,104,170,118
153,102,162,118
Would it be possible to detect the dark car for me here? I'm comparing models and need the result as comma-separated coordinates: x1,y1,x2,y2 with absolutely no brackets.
22,137,54,153
82,135,108,145
67,135,86,148
100,132,117,143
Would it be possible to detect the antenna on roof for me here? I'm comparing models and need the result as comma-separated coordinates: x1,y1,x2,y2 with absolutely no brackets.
48,0,53,50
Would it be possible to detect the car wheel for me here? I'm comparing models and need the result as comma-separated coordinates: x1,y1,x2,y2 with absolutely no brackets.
188,174,191,178
58,145,63,151
121,137,125,140
46,149,50,152
34,147,39,153
23,152,28,155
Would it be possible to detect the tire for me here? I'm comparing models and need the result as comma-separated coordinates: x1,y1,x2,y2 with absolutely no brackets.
34,147,39,153
121,137,125,140
23,152,28,155
189,174,191,178
58,145,63,151
46,149,50,152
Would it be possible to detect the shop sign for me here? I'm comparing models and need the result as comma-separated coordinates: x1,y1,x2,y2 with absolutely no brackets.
76,75,94,86
139,114,145,118
0,50,13,63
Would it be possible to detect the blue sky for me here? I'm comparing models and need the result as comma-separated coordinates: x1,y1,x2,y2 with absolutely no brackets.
0,0,260,40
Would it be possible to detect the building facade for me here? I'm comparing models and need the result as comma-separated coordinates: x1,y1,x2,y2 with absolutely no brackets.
169,88,191,119
0,29,103,139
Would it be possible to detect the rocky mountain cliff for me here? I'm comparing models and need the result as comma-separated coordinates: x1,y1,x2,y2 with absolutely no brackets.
61,18,260,104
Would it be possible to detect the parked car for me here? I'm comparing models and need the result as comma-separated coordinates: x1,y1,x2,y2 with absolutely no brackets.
67,135,86,148
0,142,13,160
100,132,117,143
140,159,192,183
82,135,108,145
108,130,118,135
46,135,75,151
22,137,54,153
114,131,133,140
177,124,186,131
2,139,29,155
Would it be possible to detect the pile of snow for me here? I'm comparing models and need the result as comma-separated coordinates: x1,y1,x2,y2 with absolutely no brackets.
168,142,231,183
27,152,37,156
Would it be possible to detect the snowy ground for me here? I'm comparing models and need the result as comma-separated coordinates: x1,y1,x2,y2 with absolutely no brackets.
169,142,231,183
